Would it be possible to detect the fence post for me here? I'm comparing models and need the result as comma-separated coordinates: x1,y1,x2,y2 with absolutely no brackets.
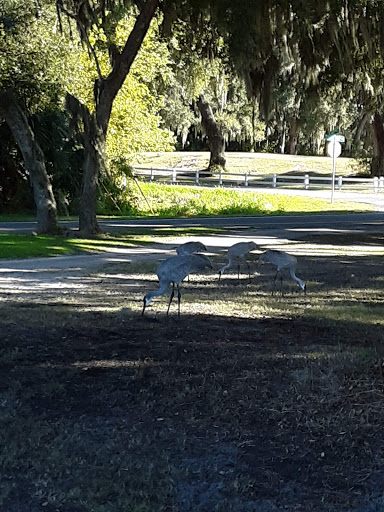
150,168,154,181
195,170,199,185
172,169,177,184
304,174,309,190
272,174,277,188
219,170,223,186
337,176,343,190
374,176,379,193
244,172,248,187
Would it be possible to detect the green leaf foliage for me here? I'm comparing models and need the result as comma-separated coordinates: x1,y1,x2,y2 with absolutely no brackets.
0,1,70,111
64,13,175,162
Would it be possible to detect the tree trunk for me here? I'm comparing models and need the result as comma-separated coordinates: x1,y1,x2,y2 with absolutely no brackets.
251,100,257,152
352,111,370,154
371,112,384,177
66,95,105,236
67,0,160,236
0,92,58,234
280,119,286,154
288,117,298,155
197,94,226,170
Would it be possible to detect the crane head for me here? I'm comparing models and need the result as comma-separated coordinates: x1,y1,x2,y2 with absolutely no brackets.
294,279,306,293
142,294,152,315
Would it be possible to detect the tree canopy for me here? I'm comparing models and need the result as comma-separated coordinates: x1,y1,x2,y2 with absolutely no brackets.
3,0,384,226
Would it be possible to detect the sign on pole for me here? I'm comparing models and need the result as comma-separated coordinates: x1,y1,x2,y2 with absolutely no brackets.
326,128,339,138
326,134,345,143
327,140,342,158
325,131,345,204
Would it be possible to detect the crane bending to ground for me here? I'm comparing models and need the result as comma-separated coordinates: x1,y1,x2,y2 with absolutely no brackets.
142,254,212,317
176,241,207,256
259,249,306,294
175,241,207,283
218,241,258,283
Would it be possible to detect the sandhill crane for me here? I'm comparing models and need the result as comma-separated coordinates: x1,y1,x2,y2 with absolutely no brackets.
142,254,212,317
176,241,207,256
259,249,306,294
219,241,258,283
175,241,207,282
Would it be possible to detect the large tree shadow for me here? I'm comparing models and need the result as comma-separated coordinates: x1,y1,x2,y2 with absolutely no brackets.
1,246,384,511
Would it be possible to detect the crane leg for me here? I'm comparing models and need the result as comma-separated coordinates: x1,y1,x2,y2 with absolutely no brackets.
246,260,251,283
237,264,240,283
280,274,284,296
167,283,175,315
177,285,182,318
272,270,279,295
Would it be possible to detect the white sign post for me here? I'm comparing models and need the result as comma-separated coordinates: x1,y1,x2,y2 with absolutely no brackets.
325,132,345,204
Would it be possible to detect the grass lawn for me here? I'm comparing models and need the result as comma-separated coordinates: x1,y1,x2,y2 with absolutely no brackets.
0,227,221,260
130,183,375,217
133,151,365,176
0,234,101,259
1,231,384,511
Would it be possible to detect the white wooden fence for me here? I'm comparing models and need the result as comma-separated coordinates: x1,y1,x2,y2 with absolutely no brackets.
133,167,384,193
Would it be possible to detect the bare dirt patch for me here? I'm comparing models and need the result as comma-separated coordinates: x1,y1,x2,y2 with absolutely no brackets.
1,234,384,511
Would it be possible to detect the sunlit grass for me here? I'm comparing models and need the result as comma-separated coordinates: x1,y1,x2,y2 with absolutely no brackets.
0,234,139,259
3,260,383,330
308,303,384,325
0,227,225,260
127,182,374,217
0,235,80,259
133,151,363,176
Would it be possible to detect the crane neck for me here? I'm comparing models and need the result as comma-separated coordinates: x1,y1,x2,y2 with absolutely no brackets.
145,281,170,305
289,269,305,290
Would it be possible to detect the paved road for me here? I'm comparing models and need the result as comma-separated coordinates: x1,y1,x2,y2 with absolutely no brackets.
1,211,384,235
87,211,384,232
